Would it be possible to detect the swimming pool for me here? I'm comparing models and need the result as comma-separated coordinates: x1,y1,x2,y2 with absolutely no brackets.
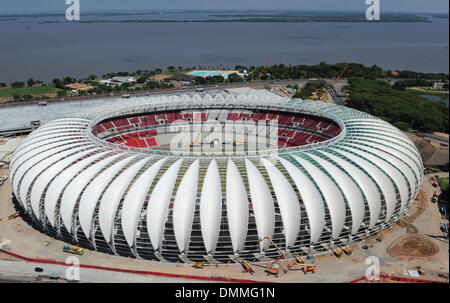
191,71,231,78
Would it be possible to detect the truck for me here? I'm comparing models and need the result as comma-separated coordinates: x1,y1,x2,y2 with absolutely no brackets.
8,211,20,220
63,244,84,255
48,273,60,280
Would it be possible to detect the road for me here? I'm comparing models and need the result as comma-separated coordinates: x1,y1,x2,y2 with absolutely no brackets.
0,260,202,283
407,130,449,146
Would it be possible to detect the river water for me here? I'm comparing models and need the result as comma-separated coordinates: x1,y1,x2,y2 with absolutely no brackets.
0,11,448,83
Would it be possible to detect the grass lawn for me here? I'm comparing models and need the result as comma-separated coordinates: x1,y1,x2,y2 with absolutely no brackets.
439,177,449,192
425,167,444,174
0,86,59,98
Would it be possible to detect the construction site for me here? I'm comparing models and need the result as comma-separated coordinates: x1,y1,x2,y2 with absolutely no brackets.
0,164,448,283
0,88,448,283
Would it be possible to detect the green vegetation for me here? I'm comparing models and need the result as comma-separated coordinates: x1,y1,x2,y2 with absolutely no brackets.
392,121,411,131
10,81,25,88
0,86,58,98
2,62,448,136
346,77,449,133
406,88,449,97
192,75,225,85
293,80,328,99
393,79,434,91
439,177,449,192
425,164,449,174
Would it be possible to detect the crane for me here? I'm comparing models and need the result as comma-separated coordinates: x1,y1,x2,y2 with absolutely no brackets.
258,236,288,277
259,236,287,259
319,62,351,102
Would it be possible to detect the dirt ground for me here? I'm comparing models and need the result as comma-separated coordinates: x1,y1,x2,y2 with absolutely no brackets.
387,234,440,259
0,167,448,283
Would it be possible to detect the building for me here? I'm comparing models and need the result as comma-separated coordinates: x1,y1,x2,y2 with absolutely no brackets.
9,95,423,263
432,82,446,90
99,76,137,87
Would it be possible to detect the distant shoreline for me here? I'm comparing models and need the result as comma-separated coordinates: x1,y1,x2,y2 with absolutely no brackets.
40,17,431,24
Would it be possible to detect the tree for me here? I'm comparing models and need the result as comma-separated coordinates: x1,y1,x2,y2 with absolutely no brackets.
167,66,175,73
294,80,328,99
103,73,116,79
137,76,148,84
87,74,97,80
393,121,410,131
347,77,449,133
235,65,247,72
52,79,65,89
57,90,66,98
145,81,160,90
27,78,36,87
155,68,162,74
63,77,75,84
228,73,243,83
10,81,25,88
0,82,6,88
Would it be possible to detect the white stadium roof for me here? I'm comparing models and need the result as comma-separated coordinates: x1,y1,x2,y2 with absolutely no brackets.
9,94,424,263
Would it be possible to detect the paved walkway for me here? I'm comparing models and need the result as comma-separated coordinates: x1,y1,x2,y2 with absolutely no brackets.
428,172,449,178
0,259,200,283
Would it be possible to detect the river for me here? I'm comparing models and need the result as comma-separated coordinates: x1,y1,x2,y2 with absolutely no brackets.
0,11,448,83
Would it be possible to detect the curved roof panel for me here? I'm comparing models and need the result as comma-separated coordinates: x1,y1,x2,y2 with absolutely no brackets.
9,95,424,263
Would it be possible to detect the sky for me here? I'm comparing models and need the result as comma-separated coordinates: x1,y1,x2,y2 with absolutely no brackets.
0,0,448,14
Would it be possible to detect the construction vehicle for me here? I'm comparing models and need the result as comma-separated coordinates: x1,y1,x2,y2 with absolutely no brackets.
432,197,438,203
192,262,206,269
263,254,285,277
265,260,281,277
301,265,317,274
191,261,218,269
49,273,60,280
332,246,343,259
319,62,351,102
288,262,317,273
416,265,425,276
265,267,280,277
0,176,7,187
240,259,255,275
341,245,352,256
259,236,287,259
441,206,449,220
441,223,449,235
8,211,20,220
63,244,84,255
292,250,305,264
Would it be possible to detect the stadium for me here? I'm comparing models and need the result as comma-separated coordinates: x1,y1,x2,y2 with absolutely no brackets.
8,94,424,263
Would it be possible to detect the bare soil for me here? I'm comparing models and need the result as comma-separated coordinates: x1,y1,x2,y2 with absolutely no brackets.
387,234,440,259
